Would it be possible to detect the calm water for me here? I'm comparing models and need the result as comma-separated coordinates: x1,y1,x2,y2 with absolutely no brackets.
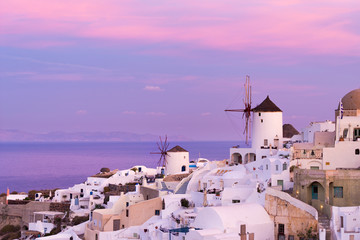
0,141,239,193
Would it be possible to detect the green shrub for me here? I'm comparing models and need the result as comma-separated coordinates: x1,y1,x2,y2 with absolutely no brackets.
71,215,89,225
94,204,105,209
2,231,21,240
290,165,298,173
0,225,21,235
103,187,110,193
180,198,190,208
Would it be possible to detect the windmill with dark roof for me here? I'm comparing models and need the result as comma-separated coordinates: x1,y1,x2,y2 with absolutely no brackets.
227,78,284,165
150,135,170,168
150,136,190,175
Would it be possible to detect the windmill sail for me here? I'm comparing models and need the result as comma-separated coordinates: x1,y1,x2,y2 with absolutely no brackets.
225,75,252,144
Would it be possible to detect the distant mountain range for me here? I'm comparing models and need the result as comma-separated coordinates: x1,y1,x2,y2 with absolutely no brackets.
0,129,191,142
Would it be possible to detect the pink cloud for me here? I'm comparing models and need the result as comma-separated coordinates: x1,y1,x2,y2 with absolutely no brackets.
143,86,164,91
76,110,87,115
1,0,360,55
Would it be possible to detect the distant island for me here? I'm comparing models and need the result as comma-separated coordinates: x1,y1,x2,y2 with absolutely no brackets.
0,129,191,142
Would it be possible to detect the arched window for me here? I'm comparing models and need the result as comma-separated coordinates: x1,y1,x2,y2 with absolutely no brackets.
181,165,186,172
356,149,360,155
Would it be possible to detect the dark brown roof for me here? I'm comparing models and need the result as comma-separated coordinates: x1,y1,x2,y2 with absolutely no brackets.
167,145,188,152
283,124,299,138
252,96,282,112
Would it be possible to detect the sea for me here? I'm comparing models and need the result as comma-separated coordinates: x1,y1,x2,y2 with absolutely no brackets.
0,141,240,193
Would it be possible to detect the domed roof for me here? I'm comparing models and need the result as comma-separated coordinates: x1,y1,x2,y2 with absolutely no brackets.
341,89,360,110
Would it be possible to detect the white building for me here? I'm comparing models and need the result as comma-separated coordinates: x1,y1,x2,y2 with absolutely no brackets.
332,206,360,240
29,211,65,235
165,146,189,176
302,120,335,143
291,89,360,171
187,203,274,240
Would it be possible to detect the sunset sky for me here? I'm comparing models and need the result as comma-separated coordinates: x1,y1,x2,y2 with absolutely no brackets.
1,0,360,141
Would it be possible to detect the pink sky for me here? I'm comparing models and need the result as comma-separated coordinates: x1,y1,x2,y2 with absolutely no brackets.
1,0,360,140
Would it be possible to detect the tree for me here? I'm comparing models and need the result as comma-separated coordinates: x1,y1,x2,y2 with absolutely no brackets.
100,167,110,173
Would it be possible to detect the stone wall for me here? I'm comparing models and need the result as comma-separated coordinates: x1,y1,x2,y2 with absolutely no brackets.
49,202,70,212
0,202,51,229
265,188,318,240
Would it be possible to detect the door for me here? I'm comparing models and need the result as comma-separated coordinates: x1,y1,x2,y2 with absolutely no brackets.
277,180,284,190
312,185,318,199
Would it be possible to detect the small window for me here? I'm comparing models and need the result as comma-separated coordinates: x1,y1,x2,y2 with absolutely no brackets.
155,210,160,215
356,149,360,155
354,128,360,141
288,235,294,240
278,223,285,234
311,150,315,156
276,165,279,171
259,113,261,116
113,219,120,231
262,156,266,159
232,199,240,203
282,163,287,171
343,128,348,138
266,164,268,170
310,166,319,170
261,119,264,123
181,165,186,172
126,209,129,217
264,139,268,146
334,187,343,198
126,202,129,207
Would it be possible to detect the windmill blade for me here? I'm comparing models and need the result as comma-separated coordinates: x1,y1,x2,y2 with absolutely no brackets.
159,136,164,150
150,152,161,154
157,142,162,152
224,109,245,112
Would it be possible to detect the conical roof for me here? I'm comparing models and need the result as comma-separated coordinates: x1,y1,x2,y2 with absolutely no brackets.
283,124,299,138
252,96,282,112
167,145,188,152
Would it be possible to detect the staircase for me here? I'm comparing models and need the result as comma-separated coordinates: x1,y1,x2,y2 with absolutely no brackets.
318,214,332,240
